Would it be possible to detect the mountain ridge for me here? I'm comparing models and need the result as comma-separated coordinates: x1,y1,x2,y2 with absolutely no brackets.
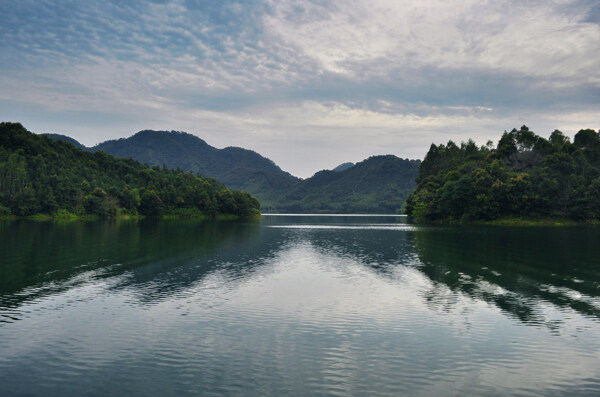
44,129,420,213
278,155,420,213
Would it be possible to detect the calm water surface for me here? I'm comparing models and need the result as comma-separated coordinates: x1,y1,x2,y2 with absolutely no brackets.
1,215,600,396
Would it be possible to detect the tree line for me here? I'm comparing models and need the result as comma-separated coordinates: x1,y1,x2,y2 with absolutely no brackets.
406,126,600,222
0,122,260,218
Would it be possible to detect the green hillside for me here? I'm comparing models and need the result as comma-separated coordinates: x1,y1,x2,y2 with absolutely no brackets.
0,123,259,218
406,126,600,223
273,155,420,213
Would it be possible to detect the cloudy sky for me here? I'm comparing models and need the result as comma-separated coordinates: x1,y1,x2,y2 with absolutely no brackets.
1,0,599,177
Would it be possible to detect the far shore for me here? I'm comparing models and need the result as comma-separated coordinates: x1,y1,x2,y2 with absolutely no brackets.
0,212,260,222
419,217,599,226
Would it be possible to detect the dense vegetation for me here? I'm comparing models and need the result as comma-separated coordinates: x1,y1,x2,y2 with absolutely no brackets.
0,123,260,218
274,155,420,213
49,131,420,213
406,126,600,222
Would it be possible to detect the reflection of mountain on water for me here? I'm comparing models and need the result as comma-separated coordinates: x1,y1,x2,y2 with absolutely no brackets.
3,217,600,329
0,220,283,319
263,215,418,275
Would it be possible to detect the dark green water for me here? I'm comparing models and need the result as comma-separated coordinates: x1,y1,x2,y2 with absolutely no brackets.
1,215,600,396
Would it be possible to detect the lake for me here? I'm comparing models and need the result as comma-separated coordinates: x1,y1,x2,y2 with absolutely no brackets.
1,215,600,396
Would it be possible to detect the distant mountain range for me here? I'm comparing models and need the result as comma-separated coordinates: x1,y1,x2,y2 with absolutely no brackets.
274,155,420,213
45,130,420,213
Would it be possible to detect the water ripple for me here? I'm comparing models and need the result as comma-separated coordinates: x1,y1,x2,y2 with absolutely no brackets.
1,219,600,396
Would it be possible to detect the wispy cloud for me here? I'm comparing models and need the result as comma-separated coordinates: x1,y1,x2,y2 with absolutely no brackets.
0,0,598,177
264,0,600,82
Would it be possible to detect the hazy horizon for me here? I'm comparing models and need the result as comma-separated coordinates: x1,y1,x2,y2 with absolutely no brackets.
1,0,598,178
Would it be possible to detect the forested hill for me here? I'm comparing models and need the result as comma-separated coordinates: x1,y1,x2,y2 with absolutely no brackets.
92,130,299,204
0,123,259,218
406,126,600,222
47,129,421,213
271,155,420,213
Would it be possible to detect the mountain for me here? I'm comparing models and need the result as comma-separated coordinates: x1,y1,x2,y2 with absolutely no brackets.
47,129,421,213
44,133,87,150
332,162,354,172
273,155,420,213
0,123,259,218
92,130,299,207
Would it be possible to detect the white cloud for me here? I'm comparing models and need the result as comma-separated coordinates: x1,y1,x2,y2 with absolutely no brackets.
1,0,598,178
99,99,592,178
264,0,600,83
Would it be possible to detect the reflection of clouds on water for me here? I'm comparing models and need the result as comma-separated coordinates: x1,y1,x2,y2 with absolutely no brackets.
409,226,600,328
284,220,600,331
6,217,597,331
0,220,267,317
1,217,600,395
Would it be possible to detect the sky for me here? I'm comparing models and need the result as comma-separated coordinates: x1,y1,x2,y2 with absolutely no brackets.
1,0,599,178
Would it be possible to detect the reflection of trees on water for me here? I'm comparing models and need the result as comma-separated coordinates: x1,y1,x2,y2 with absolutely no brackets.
308,225,600,326
410,227,600,325
0,219,281,319
3,218,600,329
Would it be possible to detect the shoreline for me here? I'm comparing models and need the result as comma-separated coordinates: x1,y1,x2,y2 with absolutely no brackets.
0,212,261,222
415,217,599,226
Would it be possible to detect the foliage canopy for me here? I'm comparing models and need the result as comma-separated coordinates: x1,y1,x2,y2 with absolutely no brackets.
0,123,260,218
406,126,600,222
